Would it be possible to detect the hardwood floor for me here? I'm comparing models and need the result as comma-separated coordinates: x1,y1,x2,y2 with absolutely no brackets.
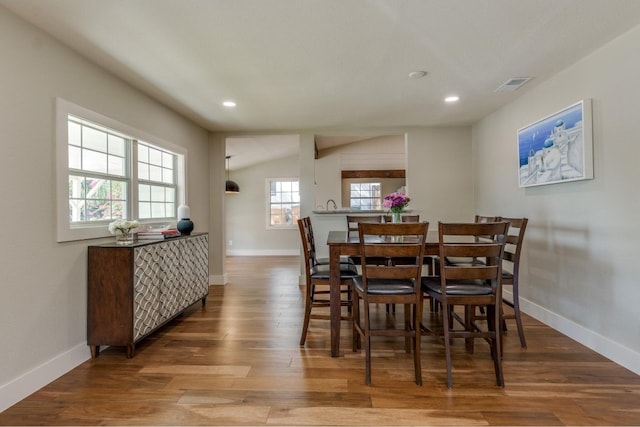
2,255,640,426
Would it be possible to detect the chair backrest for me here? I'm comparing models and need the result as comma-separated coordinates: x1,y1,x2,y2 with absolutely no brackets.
383,214,420,223
297,217,317,274
357,222,428,288
496,217,528,277
438,222,508,296
475,215,498,224
347,215,383,238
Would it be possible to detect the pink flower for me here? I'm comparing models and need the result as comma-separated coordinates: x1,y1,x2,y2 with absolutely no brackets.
383,192,410,213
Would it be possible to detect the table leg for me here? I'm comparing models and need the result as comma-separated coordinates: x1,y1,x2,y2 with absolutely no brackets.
329,244,341,357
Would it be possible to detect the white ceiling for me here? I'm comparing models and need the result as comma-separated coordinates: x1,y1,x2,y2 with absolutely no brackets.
3,0,640,168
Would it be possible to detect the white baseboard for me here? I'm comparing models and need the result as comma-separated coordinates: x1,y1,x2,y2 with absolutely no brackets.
504,290,640,375
209,273,228,285
226,249,299,256
0,342,91,412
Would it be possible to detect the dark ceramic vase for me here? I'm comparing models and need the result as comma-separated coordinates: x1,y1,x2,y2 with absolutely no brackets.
177,218,194,235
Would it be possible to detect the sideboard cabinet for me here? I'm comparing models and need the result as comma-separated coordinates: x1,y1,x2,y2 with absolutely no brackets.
87,233,209,358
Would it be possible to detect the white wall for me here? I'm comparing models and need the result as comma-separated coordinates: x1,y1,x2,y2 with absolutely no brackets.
219,127,474,260
312,127,474,260
315,134,405,209
473,24,640,373
0,7,210,410
225,152,301,256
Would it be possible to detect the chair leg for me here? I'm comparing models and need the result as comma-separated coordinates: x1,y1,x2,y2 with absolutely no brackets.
488,305,505,387
512,278,527,348
464,305,475,354
364,302,372,385
404,304,411,353
413,298,423,386
442,302,453,388
299,284,313,346
352,288,361,352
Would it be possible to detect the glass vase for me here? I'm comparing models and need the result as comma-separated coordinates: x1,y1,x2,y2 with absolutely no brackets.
391,212,402,223
115,229,134,245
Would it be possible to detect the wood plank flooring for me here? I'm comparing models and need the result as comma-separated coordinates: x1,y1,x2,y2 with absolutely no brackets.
1,255,640,426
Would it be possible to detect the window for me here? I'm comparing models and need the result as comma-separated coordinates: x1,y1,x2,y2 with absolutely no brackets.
137,142,177,219
56,98,185,242
267,179,300,228
67,116,131,223
349,182,382,210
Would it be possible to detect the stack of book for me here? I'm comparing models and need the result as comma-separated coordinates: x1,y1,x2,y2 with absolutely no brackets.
137,229,180,240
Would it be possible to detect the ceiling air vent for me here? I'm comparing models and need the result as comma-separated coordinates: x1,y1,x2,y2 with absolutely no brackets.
494,77,532,92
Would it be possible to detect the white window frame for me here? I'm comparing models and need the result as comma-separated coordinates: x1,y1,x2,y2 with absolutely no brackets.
349,181,382,210
266,177,300,230
55,98,187,242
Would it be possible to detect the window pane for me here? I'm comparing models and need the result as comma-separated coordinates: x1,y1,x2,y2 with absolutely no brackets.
69,146,81,170
162,167,174,184
139,202,151,219
108,135,125,157
150,185,165,202
149,147,162,166
166,202,175,218
149,165,162,182
82,149,107,174
151,202,165,217
86,178,108,199
162,152,173,168
138,162,149,180
166,187,175,201
69,175,85,198
108,154,125,176
139,184,151,201
138,144,149,163
68,121,81,146
82,126,107,152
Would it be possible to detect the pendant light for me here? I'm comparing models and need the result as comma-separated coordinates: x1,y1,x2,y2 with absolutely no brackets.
225,155,240,194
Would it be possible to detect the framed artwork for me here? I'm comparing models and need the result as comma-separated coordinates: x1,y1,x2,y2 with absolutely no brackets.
517,99,593,188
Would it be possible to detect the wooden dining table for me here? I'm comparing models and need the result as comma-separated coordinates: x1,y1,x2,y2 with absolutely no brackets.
326,230,439,357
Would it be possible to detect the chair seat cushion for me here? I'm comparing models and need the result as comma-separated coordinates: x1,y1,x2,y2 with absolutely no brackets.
316,256,355,265
421,277,493,295
353,276,416,295
311,263,358,279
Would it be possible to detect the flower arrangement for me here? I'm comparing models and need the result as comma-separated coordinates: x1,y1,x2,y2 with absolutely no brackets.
382,191,411,214
108,219,140,235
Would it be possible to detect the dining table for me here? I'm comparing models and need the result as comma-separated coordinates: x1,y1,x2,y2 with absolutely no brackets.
326,230,439,357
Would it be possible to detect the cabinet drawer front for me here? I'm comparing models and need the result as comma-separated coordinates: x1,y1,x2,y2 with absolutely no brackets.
182,234,209,302
134,245,162,340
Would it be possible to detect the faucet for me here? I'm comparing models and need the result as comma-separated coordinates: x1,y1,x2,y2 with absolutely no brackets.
326,199,337,210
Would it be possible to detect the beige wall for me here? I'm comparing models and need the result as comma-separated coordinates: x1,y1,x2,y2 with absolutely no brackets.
0,7,210,410
473,24,640,373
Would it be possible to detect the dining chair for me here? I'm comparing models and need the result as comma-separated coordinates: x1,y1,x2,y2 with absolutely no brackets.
352,222,428,385
383,214,420,223
298,218,359,346
446,216,529,349
346,215,385,265
421,221,508,388
346,215,383,237
495,216,528,348
300,216,354,267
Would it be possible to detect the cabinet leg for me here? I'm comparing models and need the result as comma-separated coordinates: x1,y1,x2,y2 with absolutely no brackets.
126,344,135,358
90,345,100,359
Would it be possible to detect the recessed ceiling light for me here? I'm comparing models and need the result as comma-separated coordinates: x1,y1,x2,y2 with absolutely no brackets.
408,70,428,79
223,101,236,107
445,96,459,103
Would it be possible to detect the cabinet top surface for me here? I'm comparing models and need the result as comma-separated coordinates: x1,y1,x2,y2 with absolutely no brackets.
89,232,208,248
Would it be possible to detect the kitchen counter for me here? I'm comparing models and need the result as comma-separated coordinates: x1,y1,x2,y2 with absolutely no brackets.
312,209,412,215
